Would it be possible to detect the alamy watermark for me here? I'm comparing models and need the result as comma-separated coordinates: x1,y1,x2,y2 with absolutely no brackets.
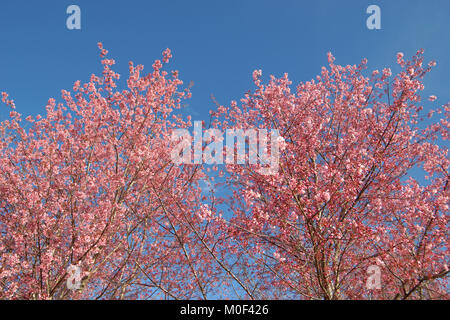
66,264,82,290
170,121,284,175
366,5,381,30
366,265,381,290
66,5,81,30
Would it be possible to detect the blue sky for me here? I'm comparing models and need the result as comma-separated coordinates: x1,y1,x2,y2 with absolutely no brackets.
0,0,449,125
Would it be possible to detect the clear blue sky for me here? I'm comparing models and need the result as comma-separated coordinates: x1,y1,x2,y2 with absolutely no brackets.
0,0,449,125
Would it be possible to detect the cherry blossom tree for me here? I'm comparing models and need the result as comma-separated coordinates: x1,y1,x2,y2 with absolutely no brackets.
211,50,449,299
0,44,231,299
